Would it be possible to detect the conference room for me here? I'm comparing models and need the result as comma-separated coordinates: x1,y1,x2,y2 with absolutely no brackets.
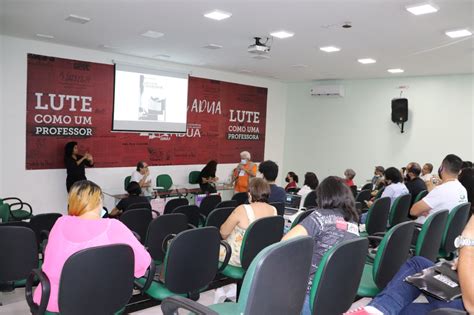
0,0,473,314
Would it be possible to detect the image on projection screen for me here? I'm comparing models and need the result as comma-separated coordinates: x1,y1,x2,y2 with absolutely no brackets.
113,64,188,132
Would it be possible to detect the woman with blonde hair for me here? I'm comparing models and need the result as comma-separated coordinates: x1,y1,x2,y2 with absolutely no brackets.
33,180,151,313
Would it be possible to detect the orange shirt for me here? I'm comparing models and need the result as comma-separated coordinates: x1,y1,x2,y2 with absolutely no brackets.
233,162,257,192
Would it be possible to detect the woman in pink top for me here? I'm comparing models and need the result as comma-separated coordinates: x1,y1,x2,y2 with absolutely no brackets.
33,180,151,313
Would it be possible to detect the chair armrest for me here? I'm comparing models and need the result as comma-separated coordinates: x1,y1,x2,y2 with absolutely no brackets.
372,232,386,237
134,260,156,294
2,197,23,205
9,201,33,218
161,296,218,315
414,222,423,230
26,268,50,315
217,240,231,272
199,213,206,226
162,233,177,253
188,223,197,229
151,209,160,217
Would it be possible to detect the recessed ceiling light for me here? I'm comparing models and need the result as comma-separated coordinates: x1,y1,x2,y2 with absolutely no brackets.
445,29,472,38
358,58,376,64
65,14,91,24
204,10,232,21
36,33,54,39
320,46,340,53
203,44,223,50
405,3,439,15
270,30,295,39
291,64,308,68
388,68,404,73
252,55,270,60
141,30,164,39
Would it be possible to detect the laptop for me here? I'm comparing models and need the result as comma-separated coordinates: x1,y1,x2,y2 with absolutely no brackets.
284,193,301,215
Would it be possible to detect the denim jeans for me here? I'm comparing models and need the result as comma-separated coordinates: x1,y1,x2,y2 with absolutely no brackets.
301,293,311,315
369,256,465,315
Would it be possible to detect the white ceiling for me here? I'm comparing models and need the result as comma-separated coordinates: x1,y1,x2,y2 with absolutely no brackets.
1,0,473,81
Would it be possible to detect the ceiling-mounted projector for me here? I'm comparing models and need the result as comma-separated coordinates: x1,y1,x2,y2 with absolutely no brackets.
248,37,270,54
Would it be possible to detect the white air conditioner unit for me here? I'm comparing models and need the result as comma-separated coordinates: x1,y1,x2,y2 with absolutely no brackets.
310,85,345,97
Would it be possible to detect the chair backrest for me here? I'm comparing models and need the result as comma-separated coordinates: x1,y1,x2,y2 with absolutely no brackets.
199,194,222,217
0,226,38,282
269,201,285,216
215,200,238,209
365,197,391,235
156,174,173,190
355,189,372,203
120,209,153,243
205,207,234,230
145,214,189,263
372,221,415,289
231,192,248,206
172,205,201,227
303,191,318,208
440,202,471,256
0,203,10,222
310,238,369,315
350,185,358,198
361,183,373,191
238,236,313,315
286,187,300,194
29,213,62,245
124,176,131,191
163,227,220,294
240,216,285,270
291,209,315,229
188,171,201,185
415,210,449,262
126,202,152,211
163,198,189,215
389,193,412,227
414,190,428,204
58,244,135,315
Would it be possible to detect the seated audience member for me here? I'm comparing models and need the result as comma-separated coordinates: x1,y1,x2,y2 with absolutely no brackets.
109,181,150,217
362,167,409,223
404,162,427,205
459,166,473,214
410,154,468,224
219,178,277,267
345,214,474,315
285,171,299,191
282,176,359,315
132,161,152,196
232,151,257,193
298,172,320,208
420,162,434,182
462,161,472,168
198,160,219,194
371,166,385,190
258,160,286,204
33,180,151,313
344,168,356,187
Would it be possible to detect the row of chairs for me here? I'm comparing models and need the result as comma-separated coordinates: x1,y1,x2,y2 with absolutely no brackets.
124,171,205,192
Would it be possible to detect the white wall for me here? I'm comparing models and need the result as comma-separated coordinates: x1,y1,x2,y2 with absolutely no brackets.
283,75,473,186
0,35,288,214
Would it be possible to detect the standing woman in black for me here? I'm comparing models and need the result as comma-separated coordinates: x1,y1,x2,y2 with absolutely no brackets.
64,141,94,192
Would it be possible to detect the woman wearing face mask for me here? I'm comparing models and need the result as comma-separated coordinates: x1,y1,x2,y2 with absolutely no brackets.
231,151,257,193
219,178,277,267
285,171,299,191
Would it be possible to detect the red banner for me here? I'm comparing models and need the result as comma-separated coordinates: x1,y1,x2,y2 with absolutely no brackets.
26,54,267,169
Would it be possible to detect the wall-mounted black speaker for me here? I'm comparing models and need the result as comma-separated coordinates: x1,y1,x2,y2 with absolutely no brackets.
391,98,408,123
